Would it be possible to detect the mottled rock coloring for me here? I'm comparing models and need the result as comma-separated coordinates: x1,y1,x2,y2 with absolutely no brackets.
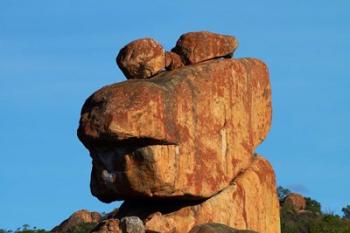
116,38,166,79
92,219,122,233
116,156,279,233
172,31,238,64
78,58,272,202
189,223,258,233
120,216,145,233
77,31,280,233
165,51,184,70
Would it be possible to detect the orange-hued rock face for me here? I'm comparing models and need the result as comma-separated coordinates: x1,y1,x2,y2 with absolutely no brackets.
116,38,166,80
115,156,280,233
77,58,272,202
52,210,101,233
172,31,238,65
283,193,306,211
92,219,122,233
188,223,258,233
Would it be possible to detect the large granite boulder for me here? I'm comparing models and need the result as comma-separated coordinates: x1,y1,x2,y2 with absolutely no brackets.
78,58,271,202
77,31,280,233
115,156,279,233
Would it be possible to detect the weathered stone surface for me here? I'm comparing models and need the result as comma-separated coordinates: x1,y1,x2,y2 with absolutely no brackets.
283,193,306,211
120,216,145,233
78,58,272,202
117,156,280,233
189,223,258,233
92,219,122,233
172,31,238,65
52,209,101,233
165,51,184,70
116,38,165,79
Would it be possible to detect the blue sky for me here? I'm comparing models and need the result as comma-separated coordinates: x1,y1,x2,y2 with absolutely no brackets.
1,0,349,230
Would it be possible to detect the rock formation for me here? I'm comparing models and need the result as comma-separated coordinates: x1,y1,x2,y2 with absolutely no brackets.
117,38,166,79
93,219,122,233
188,223,258,233
77,31,280,233
283,193,306,212
52,209,101,233
172,31,238,64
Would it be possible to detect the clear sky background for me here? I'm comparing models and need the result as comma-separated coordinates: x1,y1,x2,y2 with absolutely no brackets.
1,0,349,230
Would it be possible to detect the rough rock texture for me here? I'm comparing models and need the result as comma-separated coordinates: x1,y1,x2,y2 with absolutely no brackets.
120,216,145,233
189,223,258,233
92,219,122,233
116,38,166,79
165,51,184,70
78,32,280,233
283,193,306,211
172,31,238,64
116,156,280,233
78,58,272,202
52,209,101,233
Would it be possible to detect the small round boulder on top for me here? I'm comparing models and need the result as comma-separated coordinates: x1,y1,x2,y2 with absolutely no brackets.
116,38,166,79
172,31,238,65
283,193,306,211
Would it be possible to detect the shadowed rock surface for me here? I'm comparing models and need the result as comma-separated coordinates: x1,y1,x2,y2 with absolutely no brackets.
92,219,121,233
189,223,258,233
165,51,184,70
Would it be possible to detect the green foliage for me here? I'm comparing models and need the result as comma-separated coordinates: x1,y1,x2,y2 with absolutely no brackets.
309,214,350,233
280,204,321,233
15,230,49,233
2,195,350,233
304,197,321,213
280,192,350,233
0,222,97,233
0,225,49,233
65,222,97,233
277,186,291,201
342,205,350,221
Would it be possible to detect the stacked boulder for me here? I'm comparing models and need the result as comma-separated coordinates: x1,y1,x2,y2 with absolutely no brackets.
77,31,280,233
